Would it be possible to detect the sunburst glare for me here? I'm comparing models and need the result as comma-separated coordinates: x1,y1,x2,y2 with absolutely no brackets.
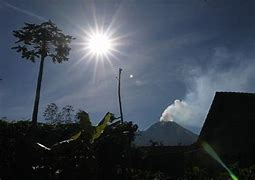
87,32,113,56
70,19,126,83
82,27,118,61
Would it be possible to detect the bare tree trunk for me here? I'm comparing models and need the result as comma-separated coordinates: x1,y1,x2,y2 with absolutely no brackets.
118,68,124,123
32,56,45,126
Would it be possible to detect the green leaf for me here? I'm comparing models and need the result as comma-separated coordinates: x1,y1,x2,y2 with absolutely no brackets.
36,131,81,152
92,112,113,142
70,131,81,141
36,112,114,152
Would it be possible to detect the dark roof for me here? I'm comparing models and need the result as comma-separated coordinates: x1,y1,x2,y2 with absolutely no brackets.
198,92,255,154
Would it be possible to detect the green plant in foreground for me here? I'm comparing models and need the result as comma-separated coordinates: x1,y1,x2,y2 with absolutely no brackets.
36,111,117,150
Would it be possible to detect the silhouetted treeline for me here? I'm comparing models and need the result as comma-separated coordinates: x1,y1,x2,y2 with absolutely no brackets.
1,119,255,180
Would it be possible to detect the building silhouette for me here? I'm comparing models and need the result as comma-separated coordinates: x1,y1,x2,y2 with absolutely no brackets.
198,92,255,166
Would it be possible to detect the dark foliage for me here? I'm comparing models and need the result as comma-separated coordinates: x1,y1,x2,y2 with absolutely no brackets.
0,119,138,180
0,120,81,180
1,118,254,179
43,103,75,124
12,21,74,63
43,103,59,124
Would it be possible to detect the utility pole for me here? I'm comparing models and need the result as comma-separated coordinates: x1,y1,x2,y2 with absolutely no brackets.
118,68,124,123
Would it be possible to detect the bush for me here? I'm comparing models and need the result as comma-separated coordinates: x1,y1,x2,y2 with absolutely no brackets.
0,119,138,180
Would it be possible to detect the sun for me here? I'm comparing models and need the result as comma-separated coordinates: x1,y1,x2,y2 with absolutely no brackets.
73,23,124,76
87,32,112,56
83,28,117,60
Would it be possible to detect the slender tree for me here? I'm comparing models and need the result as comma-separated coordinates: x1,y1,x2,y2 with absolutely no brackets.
12,21,74,125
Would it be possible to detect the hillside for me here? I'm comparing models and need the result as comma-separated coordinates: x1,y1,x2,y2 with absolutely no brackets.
135,121,198,146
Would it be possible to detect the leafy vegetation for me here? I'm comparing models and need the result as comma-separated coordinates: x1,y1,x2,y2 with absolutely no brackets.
0,111,138,180
43,103,76,124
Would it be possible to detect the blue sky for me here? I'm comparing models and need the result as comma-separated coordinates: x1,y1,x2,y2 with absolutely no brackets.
1,0,255,134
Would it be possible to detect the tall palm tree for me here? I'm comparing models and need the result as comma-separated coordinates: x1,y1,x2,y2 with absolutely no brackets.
12,21,74,125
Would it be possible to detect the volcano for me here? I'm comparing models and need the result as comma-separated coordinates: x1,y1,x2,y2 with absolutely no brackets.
135,121,198,146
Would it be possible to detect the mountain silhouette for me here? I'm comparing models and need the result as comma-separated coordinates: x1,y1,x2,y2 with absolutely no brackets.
135,121,198,146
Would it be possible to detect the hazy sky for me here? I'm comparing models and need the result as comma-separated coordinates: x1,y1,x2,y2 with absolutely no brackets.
1,0,255,133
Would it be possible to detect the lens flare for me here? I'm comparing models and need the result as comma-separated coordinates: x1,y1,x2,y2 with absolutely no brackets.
202,142,238,180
